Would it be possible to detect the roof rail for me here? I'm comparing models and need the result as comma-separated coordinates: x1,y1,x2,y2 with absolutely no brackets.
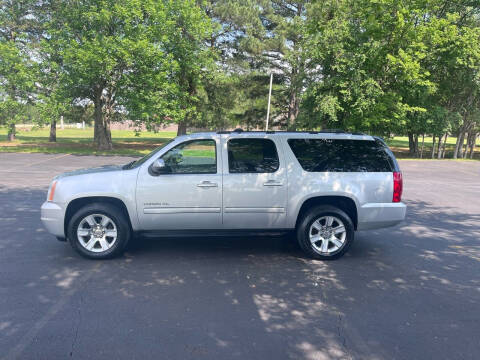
318,129,346,133
214,129,366,135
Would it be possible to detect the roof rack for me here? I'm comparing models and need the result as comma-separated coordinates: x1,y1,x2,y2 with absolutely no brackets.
317,129,346,133
215,129,364,135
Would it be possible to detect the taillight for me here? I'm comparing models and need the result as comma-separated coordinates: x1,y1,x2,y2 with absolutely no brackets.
393,172,402,203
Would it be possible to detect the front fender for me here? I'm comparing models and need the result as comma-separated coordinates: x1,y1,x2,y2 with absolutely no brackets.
55,168,140,231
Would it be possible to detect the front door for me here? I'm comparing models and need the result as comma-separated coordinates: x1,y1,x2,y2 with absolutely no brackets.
136,138,222,230
222,137,287,229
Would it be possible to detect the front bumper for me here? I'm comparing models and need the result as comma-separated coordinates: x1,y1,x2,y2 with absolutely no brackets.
357,202,407,230
41,201,65,238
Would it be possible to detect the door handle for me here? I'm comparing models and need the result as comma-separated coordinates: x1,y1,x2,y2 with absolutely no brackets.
197,181,218,188
263,180,283,186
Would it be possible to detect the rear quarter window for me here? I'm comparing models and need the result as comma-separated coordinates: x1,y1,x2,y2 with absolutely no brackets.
287,138,393,172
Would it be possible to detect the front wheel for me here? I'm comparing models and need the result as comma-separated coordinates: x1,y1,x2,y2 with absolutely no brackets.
67,203,131,259
297,205,354,260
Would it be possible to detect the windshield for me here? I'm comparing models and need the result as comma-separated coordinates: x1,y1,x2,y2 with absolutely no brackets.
123,139,175,170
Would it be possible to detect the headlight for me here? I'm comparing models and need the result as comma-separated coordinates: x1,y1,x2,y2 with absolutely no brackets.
47,180,58,202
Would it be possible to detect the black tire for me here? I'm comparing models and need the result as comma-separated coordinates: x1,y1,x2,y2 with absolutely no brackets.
296,205,354,260
67,203,131,259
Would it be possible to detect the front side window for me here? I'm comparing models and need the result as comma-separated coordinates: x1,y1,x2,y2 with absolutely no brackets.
288,139,393,172
228,138,279,173
160,139,217,174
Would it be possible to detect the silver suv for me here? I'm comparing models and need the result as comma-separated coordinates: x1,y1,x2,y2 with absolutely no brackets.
41,130,406,260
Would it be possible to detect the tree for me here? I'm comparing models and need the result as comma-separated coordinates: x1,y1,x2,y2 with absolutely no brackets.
46,0,185,149
229,72,286,130
194,71,239,130
235,1,310,130
0,0,39,140
305,1,438,136
199,0,266,130
159,0,215,135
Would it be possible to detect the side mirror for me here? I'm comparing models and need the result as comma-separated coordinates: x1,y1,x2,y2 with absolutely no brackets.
150,158,168,175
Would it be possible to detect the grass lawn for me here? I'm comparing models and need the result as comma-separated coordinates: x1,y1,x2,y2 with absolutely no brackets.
385,135,479,160
0,126,478,159
0,127,177,157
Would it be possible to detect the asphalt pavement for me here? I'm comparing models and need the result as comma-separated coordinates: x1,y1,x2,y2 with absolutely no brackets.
0,153,479,360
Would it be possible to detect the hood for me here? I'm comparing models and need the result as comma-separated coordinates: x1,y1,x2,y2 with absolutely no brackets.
55,165,124,179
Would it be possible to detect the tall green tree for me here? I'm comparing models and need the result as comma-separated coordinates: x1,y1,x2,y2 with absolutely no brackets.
47,0,183,149
160,0,215,135
0,0,39,140
424,12,480,158
198,0,265,130
248,1,310,130
305,0,436,135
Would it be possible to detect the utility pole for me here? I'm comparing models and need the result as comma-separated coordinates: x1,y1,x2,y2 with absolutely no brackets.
266,73,273,131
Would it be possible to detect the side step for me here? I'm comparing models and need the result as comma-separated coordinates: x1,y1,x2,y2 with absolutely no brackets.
137,229,292,239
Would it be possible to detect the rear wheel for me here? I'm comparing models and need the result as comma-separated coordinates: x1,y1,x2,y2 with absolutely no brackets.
297,205,354,260
67,203,130,259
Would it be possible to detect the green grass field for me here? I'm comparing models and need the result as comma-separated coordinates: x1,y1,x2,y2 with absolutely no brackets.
0,127,177,156
386,135,479,159
0,126,478,159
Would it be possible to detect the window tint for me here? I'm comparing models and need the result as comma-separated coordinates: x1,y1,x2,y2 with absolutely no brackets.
160,139,216,174
228,138,279,173
288,139,393,172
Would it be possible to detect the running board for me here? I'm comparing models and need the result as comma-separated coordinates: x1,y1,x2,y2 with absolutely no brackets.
136,229,292,239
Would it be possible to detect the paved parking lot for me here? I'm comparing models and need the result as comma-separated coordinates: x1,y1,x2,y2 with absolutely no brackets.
1,153,479,360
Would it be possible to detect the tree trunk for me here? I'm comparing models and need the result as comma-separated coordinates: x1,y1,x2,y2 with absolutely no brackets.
463,134,469,159
441,134,448,158
431,135,436,159
287,89,299,131
420,134,425,158
93,87,112,150
455,129,465,159
177,76,195,136
454,129,466,159
408,133,414,154
469,133,477,159
7,123,16,141
414,134,419,157
49,120,57,142
437,134,443,159
177,121,187,136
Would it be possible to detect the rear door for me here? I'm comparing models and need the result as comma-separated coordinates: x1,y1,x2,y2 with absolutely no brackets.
221,136,287,229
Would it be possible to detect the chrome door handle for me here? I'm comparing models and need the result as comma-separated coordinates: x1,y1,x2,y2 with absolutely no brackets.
263,180,283,186
197,181,218,188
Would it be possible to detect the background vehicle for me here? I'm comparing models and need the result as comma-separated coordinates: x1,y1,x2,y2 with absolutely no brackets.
41,130,406,260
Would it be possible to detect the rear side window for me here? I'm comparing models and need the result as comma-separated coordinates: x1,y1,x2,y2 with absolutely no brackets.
228,138,279,173
287,139,393,172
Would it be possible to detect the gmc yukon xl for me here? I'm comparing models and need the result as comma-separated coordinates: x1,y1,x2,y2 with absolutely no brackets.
41,130,406,260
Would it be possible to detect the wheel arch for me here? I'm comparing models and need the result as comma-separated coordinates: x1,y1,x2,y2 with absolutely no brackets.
64,196,133,236
295,196,358,230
